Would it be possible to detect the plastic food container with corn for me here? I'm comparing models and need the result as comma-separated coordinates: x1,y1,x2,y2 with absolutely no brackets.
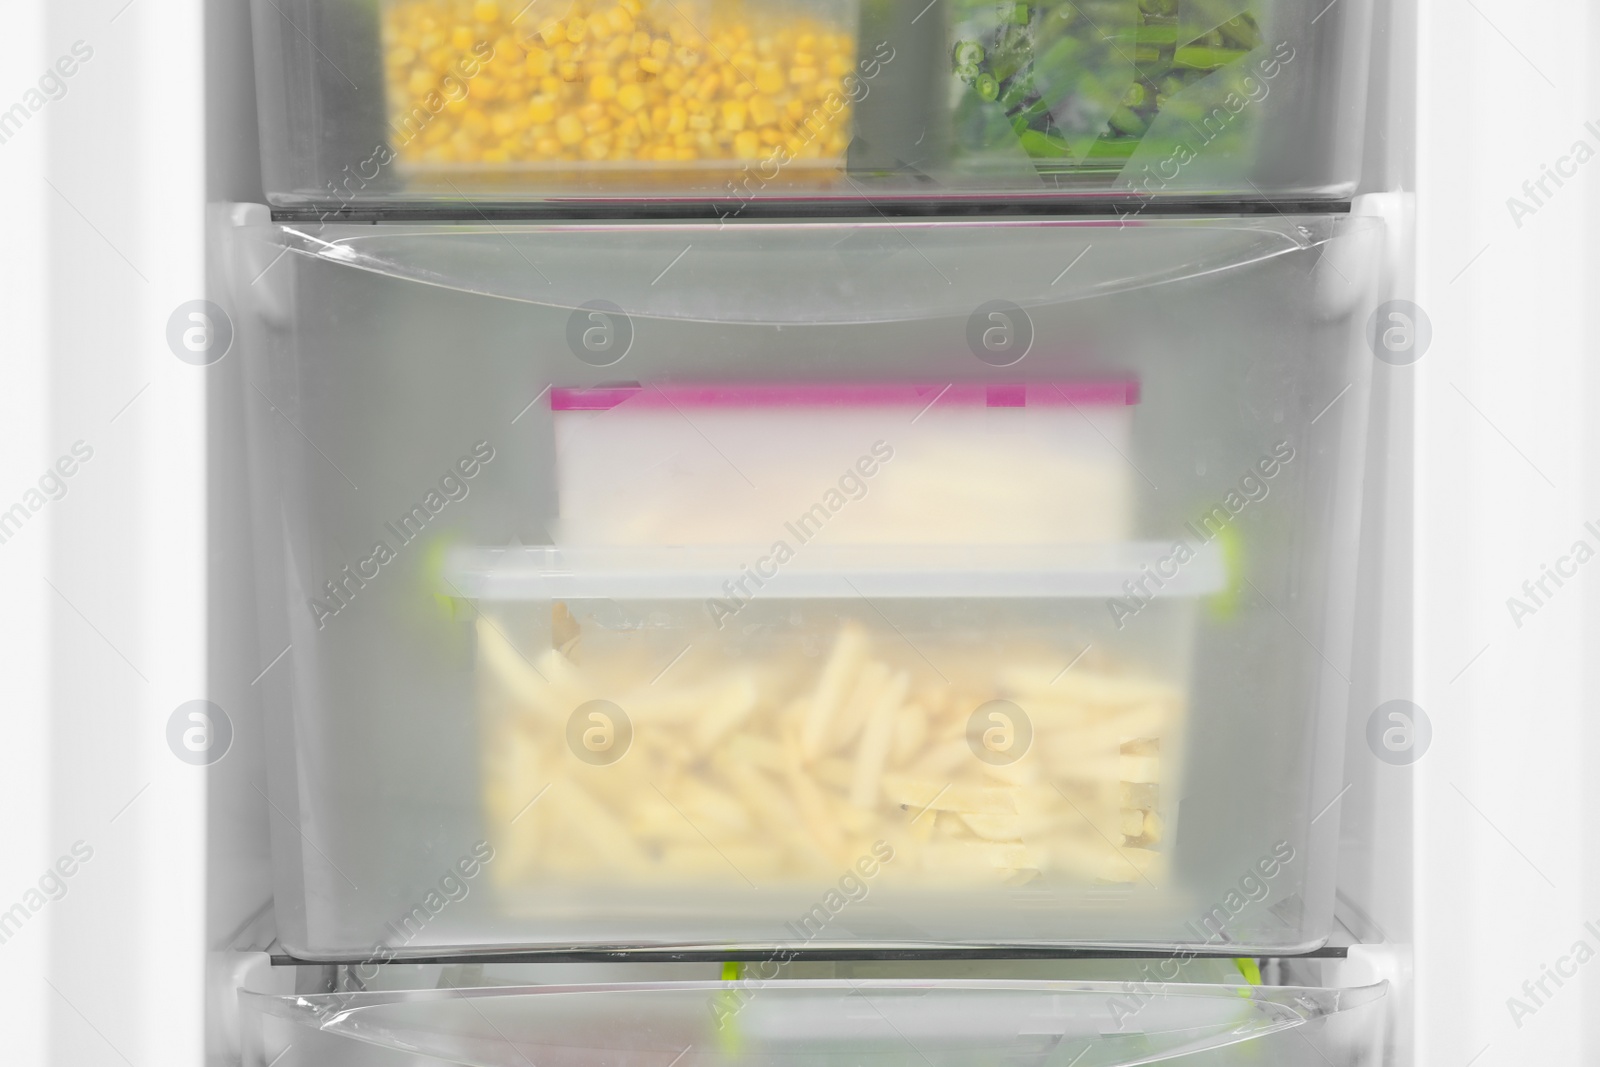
249,0,1375,202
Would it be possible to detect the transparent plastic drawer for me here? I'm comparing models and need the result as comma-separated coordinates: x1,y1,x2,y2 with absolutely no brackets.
227,210,1382,956
248,0,1373,205
241,978,1390,1066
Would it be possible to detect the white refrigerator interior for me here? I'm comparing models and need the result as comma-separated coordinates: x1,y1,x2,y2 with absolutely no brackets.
6,0,1599,1063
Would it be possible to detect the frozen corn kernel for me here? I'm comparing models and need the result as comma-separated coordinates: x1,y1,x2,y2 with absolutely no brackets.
617,83,647,112
382,0,854,171
556,113,585,144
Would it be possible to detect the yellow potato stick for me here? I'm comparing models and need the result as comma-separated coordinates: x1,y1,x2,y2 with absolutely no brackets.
889,702,928,767
849,670,909,809
783,734,846,859
1120,753,1161,784
1041,737,1120,780
550,781,656,874
957,811,1060,842
976,755,1039,788
882,775,1017,816
479,610,1180,892
913,685,950,717
908,737,971,778
995,664,1078,692
801,623,868,761
1121,808,1147,838
619,678,733,722
920,840,1041,871
533,645,592,695
690,673,760,752
475,616,567,716
674,779,756,836
1122,781,1160,811
808,756,854,794
722,733,787,776
826,790,875,840
714,754,798,832
1050,671,1183,709
629,807,713,845
906,811,936,843
828,659,889,755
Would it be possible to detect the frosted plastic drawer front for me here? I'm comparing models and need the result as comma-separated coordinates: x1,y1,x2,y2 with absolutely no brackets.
249,0,1372,204
229,213,1381,955
242,979,1390,1067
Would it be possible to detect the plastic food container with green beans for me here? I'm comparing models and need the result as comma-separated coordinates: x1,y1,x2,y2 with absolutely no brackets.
853,0,1376,200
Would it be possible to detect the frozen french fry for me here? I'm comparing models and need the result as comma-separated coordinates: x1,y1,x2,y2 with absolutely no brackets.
1121,808,1146,838
801,623,868,762
849,670,909,809
1051,670,1183,709
689,672,760,752
784,731,847,861
476,616,567,717
1122,781,1159,811
547,781,656,875
882,775,1018,816
479,607,1183,894
909,737,973,778
1120,753,1161,784
889,702,929,767
920,840,1044,872
828,660,890,756
959,812,1039,841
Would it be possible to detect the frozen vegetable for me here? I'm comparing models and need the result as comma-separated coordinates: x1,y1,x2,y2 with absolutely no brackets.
380,0,855,168
949,0,1264,166
479,611,1177,894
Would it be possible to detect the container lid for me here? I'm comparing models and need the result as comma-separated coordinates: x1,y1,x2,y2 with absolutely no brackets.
245,978,1388,1067
443,541,1225,601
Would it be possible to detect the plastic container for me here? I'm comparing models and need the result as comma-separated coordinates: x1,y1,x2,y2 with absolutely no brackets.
550,380,1138,545
453,542,1216,941
227,209,1382,956
910,0,1376,197
249,0,1372,205
241,979,1390,1067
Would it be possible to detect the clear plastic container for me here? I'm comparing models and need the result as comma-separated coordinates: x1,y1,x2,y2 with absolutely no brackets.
226,209,1382,956
550,381,1138,544
454,543,1215,940
249,0,1373,205
241,978,1391,1066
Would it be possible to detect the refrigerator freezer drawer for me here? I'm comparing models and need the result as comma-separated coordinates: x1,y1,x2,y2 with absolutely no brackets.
230,212,1381,956
248,0,1373,206
241,979,1390,1066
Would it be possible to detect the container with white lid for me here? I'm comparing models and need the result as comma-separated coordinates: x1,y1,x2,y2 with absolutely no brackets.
550,380,1139,546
